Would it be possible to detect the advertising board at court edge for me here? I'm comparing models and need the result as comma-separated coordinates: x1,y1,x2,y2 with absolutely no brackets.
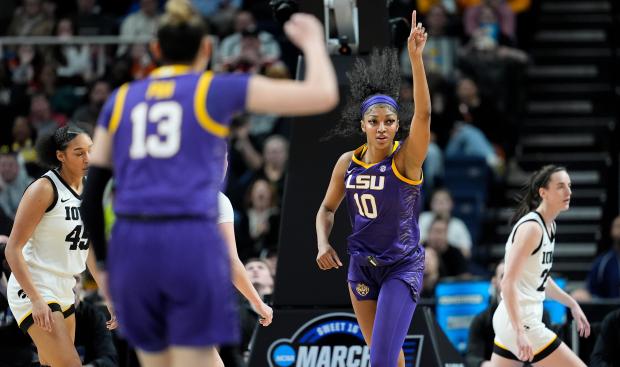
266,312,423,367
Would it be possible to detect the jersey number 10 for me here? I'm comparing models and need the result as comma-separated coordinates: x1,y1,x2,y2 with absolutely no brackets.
353,193,378,219
130,101,182,159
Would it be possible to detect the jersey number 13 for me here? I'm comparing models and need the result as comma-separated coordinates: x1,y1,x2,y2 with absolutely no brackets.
130,101,182,159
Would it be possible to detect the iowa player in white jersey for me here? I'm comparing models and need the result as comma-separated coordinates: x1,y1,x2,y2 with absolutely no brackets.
5,126,116,367
492,165,590,366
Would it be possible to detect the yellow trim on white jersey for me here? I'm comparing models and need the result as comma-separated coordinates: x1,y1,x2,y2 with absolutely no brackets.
534,335,558,355
494,340,510,351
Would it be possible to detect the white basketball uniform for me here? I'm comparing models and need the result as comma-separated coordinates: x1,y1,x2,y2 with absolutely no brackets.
7,170,89,331
217,192,234,224
493,211,561,362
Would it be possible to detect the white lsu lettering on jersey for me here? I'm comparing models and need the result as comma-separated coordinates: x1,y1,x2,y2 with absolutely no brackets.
21,170,89,277
502,211,555,304
345,175,385,190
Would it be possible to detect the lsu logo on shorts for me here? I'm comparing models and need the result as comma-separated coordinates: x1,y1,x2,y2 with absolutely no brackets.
356,283,370,297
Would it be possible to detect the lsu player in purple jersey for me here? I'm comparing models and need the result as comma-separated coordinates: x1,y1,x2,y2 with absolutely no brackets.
492,165,590,367
80,0,338,366
316,11,430,367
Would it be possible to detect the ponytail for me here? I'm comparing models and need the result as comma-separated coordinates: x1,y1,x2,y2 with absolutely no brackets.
510,165,566,225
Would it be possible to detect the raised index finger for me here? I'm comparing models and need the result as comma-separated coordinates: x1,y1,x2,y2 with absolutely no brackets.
411,10,417,34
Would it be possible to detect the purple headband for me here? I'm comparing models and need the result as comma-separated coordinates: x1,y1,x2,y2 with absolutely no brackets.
360,94,399,117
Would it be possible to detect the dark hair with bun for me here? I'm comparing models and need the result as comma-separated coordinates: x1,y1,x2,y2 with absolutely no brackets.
157,0,207,64
36,125,86,168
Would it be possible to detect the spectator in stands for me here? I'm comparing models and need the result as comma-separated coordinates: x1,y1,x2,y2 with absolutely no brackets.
9,44,41,87
117,0,161,56
223,27,268,73
218,11,281,71
458,23,528,119
51,18,98,82
464,0,516,43
0,63,13,148
424,216,470,277
581,215,620,299
446,120,502,173
454,77,504,151
72,0,116,36
237,179,280,260
230,134,289,206
245,258,274,300
0,152,33,219
6,0,54,37
11,116,38,167
590,308,620,367
125,43,157,80
466,261,551,367
72,79,112,128
226,115,260,205
241,0,280,34
194,0,240,37
420,188,473,258
73,275,118,367
400,4,459,80
458,0,531,14
253,134,289,198
192,0,241,19
29,93,67,136
37,63,82,116
414,0,458,15
422,247,441,298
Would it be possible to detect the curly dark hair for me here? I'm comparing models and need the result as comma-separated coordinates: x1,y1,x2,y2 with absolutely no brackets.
36,125,87,169
324,48,413,140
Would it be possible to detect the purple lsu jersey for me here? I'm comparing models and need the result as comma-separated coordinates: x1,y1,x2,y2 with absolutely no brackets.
344,141,423,265
97,66,249,218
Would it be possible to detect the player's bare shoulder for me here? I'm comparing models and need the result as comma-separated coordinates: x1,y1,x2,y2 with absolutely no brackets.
23,175,55,208
334,151,355,175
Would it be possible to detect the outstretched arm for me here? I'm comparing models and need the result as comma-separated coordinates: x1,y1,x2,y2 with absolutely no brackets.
396,10,431,181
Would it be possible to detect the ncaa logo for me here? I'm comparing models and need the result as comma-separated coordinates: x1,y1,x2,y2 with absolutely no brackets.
379,165,386,172
272,344,295,367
